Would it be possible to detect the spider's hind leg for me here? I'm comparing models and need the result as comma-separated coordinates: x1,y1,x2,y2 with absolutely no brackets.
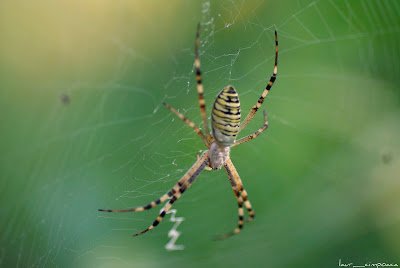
133,151,210,237
133,184,188,236
213,194,245,240
214,158,255,240
241,189,255,222
98,156,208,213
98,184,182,213
163,102,210,148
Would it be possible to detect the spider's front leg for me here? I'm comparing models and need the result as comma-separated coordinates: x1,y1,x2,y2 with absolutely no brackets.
232,110,269,148
163,102,210,148
239,30,278,133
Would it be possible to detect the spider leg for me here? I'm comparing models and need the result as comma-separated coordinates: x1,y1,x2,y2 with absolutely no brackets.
163,102,210,148
195,23,212,142
239,30,278,133
98,152,210,214
214,194,245,241
133,151,210,237
214,158,255,240
241,189,255,222
197,152,212,170
225,158,255,221
99,183,181,213
232,110,268,148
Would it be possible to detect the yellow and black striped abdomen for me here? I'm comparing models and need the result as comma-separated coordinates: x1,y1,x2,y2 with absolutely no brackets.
211,86,241,147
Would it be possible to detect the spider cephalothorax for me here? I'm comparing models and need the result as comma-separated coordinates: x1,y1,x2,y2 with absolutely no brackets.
209,142,230,170
99,23,278,240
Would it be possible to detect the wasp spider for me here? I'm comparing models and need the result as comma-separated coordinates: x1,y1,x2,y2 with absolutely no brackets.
99,24,278,240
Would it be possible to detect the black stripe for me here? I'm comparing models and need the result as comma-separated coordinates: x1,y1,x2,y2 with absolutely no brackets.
188,162,207,184
225,164,233,179
213,106,240,115
225,86,236,93
213,121,239,128
212,113,240,122
212,125,238,134
226,98,239,103
218,104,239,111
212,112,240,122
214,126,238,135
216,98,240,106
216,98,240,108
155,199,161,205
144,204,152,209
219,94,239,103
221,132,236,137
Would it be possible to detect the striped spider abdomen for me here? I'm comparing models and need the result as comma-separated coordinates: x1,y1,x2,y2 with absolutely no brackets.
211,85,241,147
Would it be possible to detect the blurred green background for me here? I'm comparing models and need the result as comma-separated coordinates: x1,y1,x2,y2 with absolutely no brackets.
1,0,399,267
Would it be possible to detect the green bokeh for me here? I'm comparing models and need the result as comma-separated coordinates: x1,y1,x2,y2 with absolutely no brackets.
1,1,399,267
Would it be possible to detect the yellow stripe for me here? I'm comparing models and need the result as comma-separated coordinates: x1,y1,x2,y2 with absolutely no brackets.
212,114,240,125
239,207,244,215
216,97,240,108
221,92,239,97
213,102,230,113
212,108,241,120
219,92,238,98
212,121,239,133
218,94,238,101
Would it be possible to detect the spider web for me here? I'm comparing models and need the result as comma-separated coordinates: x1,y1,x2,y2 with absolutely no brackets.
1,0,400,267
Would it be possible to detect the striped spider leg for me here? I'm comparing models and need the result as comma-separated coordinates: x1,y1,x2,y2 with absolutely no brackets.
212,157,255,240
133,152,210,236
238,30,278,134
99,24,278,239
195,22,213,144
99,151,210,236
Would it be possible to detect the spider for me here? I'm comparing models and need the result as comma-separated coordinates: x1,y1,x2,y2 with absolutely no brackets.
99,23,278,240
